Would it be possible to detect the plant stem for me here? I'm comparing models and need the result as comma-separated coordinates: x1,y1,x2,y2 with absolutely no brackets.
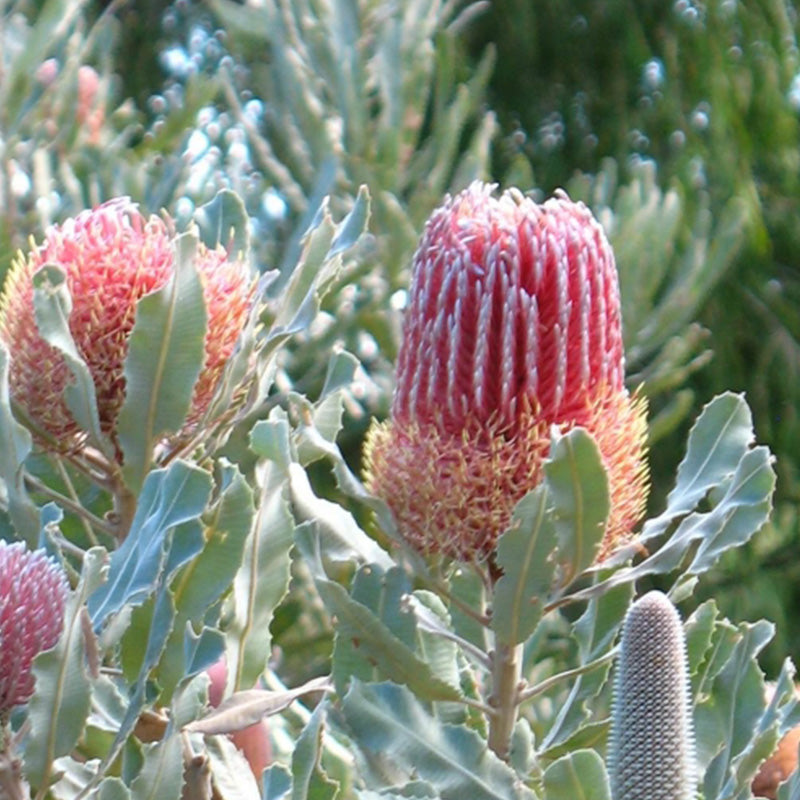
108,474,138,541
24,473,118,539
517,647,618,703
487,638,523,761
0,752,27,800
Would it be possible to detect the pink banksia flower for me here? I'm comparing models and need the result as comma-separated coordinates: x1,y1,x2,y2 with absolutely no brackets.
0,541,68,715
0,198,254,451
363,182,649,563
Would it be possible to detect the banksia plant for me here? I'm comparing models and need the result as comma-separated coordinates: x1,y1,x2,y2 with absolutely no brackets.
608,590,696,800
364,181,649,563
0,198,254,452
0,540,68,718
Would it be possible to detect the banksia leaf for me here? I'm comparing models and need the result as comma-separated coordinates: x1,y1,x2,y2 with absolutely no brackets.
608,590,695,800
364,181,649,562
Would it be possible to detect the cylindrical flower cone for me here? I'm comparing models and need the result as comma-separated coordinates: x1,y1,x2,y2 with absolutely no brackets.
364,182,649,562
0,198,254,452
608,590,696,800
0,541,68,715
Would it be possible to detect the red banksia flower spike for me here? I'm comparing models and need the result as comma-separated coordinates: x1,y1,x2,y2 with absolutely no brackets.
364,182,649,563
0,541,68,716
0,198,255,453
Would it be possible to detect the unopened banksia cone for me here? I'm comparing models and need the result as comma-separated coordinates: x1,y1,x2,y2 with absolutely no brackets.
0,198,254,451
609,591,696,800
0,541,68,716
364,182,649,562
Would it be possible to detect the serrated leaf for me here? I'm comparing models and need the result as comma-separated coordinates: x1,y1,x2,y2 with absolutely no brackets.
87,673,129,733
50,757,100,800
98,777,132,800
32,263,111,456
412,591,461,708
183,626,226,680
291,389,349,467
88,461,212,627
540,587,630,754
320,350,360,399
129,735,184,800
342,681,528,800
492,486,557,645
542,750,611,800
320,574,461,703
687,445,775,573
263,764,293,800
642,392,754,542
545,428,609,583
291,463,394,573
184,464,256,616
194,188,250,257
573,583,633,661
226,426,294,690
685,600,720,683
271,187,370,339
698,617,793,799
25,547,107,790
0,344,39,545
185,675,332,734
206,734,261,800
117,232,208,494
157,461,255,698
272,208,336,334
574,394,774,600
329,185,370,257
357,783,439,800
292,703,339,800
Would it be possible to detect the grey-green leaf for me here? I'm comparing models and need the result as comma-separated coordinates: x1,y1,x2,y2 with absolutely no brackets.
25,547,107,791
292,703,339,800
194,188,250,257
320,575,462,703
491,486,557,645
129,735,184,800
543,750,611,800
88,460,212,627
226,421,295,689
32,263,111,456
117,231,208,494
342,681,529,800
544,428,609,583
0,344,39,545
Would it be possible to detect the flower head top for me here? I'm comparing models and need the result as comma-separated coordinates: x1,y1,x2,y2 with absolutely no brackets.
364,182,648,562
0,199,254,448
394,183,625,433
0,541,68,714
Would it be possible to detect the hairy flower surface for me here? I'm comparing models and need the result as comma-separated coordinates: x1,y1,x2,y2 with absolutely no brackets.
609,591,696,800
0,199,254,448
0,541,68,713
364,182,649,562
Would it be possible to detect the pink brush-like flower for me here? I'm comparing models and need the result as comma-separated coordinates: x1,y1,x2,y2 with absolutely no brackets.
364,182,649,562
0,541,68,714
0,199,254,450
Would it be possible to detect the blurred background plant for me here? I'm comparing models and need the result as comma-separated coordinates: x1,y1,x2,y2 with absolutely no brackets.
0,0,799,795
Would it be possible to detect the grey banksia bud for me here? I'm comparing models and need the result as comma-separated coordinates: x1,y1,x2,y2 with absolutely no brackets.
608,590,695,800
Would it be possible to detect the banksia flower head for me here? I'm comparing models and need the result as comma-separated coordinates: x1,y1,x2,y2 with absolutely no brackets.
0,198,254,451
608,591,696,800
363,182,648,562
0,541,68,714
